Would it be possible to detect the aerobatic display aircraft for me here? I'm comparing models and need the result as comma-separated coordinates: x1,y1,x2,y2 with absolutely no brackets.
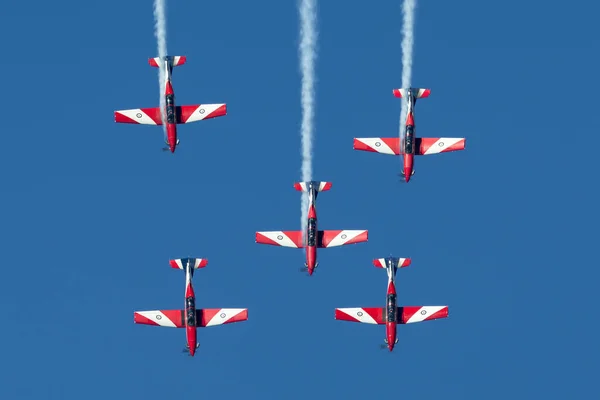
335,256,448,351
114,56,227,153
133,258,248,356
353,88,466,182
255,181,368,276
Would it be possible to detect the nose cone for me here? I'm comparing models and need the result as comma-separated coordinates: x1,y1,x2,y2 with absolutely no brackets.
307,267,314,276
403,168,411,182
189,347,196,356
388,342,394,352
170,144,176,153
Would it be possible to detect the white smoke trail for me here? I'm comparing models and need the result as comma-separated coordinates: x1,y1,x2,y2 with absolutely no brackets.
153,0,168,137
298,0,317,234
399,0,416,141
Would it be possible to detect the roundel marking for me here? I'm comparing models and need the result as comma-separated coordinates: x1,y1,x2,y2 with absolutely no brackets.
438,142,444,147
220,313,226,318
199,108,205,114
421,310,427,315
156,315,162,320
357,311,363,317
341,234,347,239
375,142,381,147
136,113,142,118
277,235,283,240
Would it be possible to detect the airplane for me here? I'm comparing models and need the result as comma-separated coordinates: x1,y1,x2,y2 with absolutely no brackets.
334,256,448,352
353,88,466,182
255,181,368,276
114,56,227,153
133,258,248,356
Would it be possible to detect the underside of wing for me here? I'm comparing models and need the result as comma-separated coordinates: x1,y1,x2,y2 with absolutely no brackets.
197,308,248,327
255,231,304,248
399,306,449,324
353,138,400,155
335,307,385,324
416,138,465,155
176,104,227,124
115,107,163,125
318,230,368,248
133,310,184,327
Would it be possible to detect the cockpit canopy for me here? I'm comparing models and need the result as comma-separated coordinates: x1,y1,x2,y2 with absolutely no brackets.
307,218,317,247
386,294,397,322
186,297,196,326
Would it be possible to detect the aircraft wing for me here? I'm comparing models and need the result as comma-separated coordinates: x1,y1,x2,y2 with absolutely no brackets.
134,310,185,327
197,308,248,327
398,306,449,323
176,104,227,124
318,230,368,248
353,138,400,155
416,138,465,155
255,231,304,248
335,306,448,325
335,307,385,324
114,107,163,125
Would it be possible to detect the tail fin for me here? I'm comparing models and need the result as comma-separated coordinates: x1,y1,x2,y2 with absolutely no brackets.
294,181,332,193
149,56,187,68
169,258,207,270
373,257,411,269
393,88,431,99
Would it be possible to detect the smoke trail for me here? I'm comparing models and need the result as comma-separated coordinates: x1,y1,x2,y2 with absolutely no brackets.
399,0,416,140
298,0,317,233
153,0,168,136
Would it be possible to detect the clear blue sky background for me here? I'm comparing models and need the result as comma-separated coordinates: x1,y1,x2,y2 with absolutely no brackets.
1,0,598,398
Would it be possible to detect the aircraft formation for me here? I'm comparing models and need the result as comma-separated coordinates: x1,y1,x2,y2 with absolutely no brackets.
115,54,465,356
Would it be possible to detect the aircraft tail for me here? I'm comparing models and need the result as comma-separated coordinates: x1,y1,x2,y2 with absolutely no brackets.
393,88,431,99
373,257,411,269
149,56,187,68
294,181,332,193
169,258,208,270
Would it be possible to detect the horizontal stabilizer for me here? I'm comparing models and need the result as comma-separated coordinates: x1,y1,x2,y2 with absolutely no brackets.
335,307,385,324
318,230,368,248
133,308,248,328
149,56,187,68
354,138,400,155
170,258,208,270
294,181,332,193
373,257,411,269
393,88,431,99
416,138,466,155
198,308,248,327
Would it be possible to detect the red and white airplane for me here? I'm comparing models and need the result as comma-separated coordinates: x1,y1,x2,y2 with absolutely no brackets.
255,181,368,276
353,88,466,182
114,56,227,153
335,256,448,352
133,258,248,356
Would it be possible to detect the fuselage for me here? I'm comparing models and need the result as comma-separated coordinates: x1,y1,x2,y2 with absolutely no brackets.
184,267,197,356
162,60,178,153
305,189,318,275
165,80,178,153
402,94,417,182
386,281,397,351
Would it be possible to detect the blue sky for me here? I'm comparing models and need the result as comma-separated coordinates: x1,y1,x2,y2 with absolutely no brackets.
1,0,599,398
